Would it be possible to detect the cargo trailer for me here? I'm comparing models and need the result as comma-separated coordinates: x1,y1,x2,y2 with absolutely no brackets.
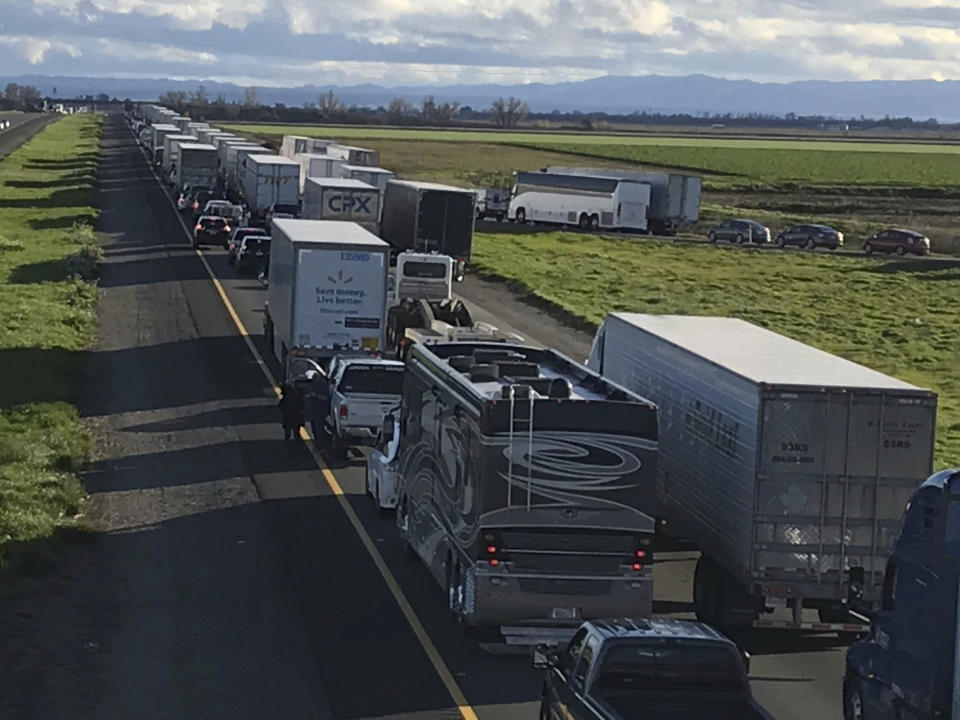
218,139,250,174
264,219,390,378
340,164,395,195
242,154,300,214
301,178,380,232
508,171,651,232
379,180,475,280
281,135,336,159
231,145,270,192
173,143,218,191
587,313,938,631
326,144,380,167
547,167,701,235
295,153,346,193
162,133,198,177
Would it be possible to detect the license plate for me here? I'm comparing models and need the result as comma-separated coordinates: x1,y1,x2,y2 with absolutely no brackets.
550,607,579,620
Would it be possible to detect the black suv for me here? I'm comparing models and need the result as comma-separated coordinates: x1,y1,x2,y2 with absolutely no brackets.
193,215,232,249
776,224,843,250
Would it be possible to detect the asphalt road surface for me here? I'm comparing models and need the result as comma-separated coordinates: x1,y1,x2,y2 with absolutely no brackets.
0,112,58,161
0,115,849,720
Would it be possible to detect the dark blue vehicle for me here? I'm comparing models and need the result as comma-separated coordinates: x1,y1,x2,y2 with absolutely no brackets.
844,468,960,720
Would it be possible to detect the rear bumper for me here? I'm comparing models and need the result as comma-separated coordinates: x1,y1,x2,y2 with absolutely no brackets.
337,425,378,442
463,571,653,627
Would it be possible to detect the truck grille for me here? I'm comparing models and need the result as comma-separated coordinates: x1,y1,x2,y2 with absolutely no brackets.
518,578,612,596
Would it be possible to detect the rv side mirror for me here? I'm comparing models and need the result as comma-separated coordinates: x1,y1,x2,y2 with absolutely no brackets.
532,644,557,670
382,415,395,443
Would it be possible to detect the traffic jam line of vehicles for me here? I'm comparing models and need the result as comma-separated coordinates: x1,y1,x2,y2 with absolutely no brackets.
131,105,953,720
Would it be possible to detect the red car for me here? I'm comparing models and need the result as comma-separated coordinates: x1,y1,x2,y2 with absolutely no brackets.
863,228,931,256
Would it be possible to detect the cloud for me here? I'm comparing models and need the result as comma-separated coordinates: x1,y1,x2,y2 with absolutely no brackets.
5,0,960,86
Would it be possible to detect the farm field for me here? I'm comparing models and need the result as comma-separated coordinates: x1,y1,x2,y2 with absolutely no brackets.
0,114,102,567
472,232,960,467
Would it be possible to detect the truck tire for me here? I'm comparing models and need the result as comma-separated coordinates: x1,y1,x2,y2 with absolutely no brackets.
579,213,590,229
589,214,600,230
693,556,721,626
447,560,476,636
843,676,865,720
515,208,526,224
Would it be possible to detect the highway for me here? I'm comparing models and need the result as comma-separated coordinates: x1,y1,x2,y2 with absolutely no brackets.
0,114,850,719
0,112,58,160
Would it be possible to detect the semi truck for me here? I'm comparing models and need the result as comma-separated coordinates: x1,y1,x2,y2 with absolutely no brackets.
587,313,938,632
301,178,380,232
393,341,659,637
326,144,380,167
162,133,198,178
379,180,476,281
173,143,218,192
264,220,390,379
843,468,960,720
241,155,300,216
547,167,701,235
508,172,651,232
340,164,395,195
232,145,270,193
149,124,180,165
296,153,347,193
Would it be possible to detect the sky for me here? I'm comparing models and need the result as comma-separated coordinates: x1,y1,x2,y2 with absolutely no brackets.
2,0,960,86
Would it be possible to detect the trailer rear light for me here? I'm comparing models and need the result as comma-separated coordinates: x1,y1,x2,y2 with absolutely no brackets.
635,549,648,559
339,404,348,419
488,558,500,567
485,545,497,555
223,225,231,233
194,224,201,232
632,562,643,571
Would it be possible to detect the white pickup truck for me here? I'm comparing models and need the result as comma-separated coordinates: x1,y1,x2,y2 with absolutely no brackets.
313,355,405,458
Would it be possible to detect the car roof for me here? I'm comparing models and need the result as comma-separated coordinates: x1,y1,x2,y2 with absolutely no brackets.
585,618,733,644
891,228,924,236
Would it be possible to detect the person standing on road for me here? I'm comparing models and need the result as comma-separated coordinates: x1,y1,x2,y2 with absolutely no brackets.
278,384,304,440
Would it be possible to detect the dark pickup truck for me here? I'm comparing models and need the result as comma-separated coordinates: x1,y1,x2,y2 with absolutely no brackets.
534,618,774,720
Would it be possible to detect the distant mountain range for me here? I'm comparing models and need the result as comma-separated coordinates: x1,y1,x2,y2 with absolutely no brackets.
6,73,960,120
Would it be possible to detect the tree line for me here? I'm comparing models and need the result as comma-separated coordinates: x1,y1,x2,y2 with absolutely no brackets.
158,86,531,127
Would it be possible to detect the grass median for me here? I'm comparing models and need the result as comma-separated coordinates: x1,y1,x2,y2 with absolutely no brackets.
0,114,102,569
473,232,960,468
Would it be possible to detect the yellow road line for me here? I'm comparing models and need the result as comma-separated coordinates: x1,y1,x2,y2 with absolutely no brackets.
139,129,479,720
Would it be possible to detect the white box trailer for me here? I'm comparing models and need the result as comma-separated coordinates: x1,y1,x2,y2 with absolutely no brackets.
508,171,651,231
547,167,701,235
242,155,300,213
265,219,390,375
587,313,938,630
229,144,269,191
301,178,380,232
281,135,336,159
162,134,197,175
326,144,380,167
340,164,395,195
171,116,190,132
187,122,210,136
150,123,179,152
218,139,252,175
173,143,218,190
295,153,346,193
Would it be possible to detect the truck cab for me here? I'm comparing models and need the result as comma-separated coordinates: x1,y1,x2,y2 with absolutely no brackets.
844,468,960,720
535,618,771,720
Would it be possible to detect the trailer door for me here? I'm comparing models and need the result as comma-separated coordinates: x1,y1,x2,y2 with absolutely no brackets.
418,191,474,258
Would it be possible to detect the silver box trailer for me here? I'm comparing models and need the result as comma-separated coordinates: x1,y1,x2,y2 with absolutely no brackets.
301,177,380,232
587,313,938,629
218,139,253,176
242,154,300,213
340,164,395,195
173,143,219,190
326,144,380,167
172,116,190,132
547,167,701,235
295,153,346,193
281,135,336,159
162,134,197,175
150,123,179,152
231,145,270,191
265,220,390,376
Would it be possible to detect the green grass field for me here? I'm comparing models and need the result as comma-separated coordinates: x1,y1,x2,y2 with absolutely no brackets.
473,233,960,468
221,122,960,191
0,114,102,567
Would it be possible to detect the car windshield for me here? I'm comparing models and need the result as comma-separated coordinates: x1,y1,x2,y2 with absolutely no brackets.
593,644,745,695
340,366,404,395
243,238,270,252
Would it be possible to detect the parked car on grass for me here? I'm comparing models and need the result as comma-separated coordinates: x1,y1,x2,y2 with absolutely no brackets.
193,215,232,248
775,224,843,250
862,228,931,256
707,219,771,244
228,227,269,260
235,236,271,275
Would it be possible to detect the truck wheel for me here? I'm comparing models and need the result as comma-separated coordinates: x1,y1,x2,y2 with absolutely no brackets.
515,208,526,224
589,214,600,230
843,677,865,720
447,561,476,637
693,556,721,626
578,213,590,229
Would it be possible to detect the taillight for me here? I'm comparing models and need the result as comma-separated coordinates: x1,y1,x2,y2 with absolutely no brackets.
488,558,500,567
485,544,497,555
223,225,231,233
339,404,348,419
194,224,201,232
631,547,650,571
